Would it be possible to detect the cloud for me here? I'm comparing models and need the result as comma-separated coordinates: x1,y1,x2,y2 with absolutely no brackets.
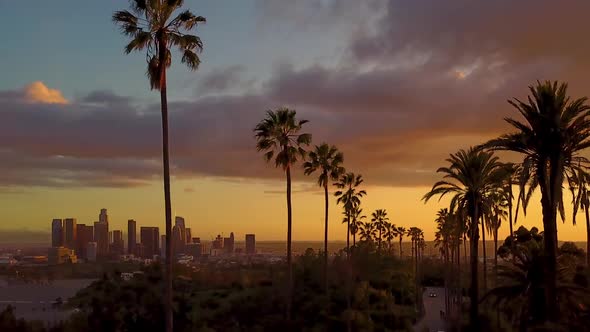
24,81,69,104
2,1,590,189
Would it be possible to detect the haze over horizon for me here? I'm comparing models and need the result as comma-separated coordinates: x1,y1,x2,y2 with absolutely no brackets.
2,0,590,242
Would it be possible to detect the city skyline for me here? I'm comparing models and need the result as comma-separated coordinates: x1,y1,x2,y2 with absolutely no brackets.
2,1,590,242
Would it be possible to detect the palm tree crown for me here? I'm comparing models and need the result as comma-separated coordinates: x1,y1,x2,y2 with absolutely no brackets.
113,0,206,89
303,143,345,187
254,108,312,168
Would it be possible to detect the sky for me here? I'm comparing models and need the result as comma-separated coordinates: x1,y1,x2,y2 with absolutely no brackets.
1,0,590,242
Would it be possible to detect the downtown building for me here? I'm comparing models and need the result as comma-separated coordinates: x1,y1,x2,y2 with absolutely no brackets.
128,219,136,254
140,227,159,259
245,234,256,255
51,219,64,247
76,224,94,260
64,218,77,250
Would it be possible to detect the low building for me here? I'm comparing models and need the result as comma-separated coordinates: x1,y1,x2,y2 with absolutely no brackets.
48,247,78,265
86,242,97,262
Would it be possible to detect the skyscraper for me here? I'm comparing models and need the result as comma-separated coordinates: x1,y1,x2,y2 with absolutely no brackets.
245,234,256,255
51,219,63,247
94,221,109,257
185,228,192,244
99,208,108,223
223,232,235,254
76,224,94,260
160,235,166,258
112,230,124,255
64,218,77,249
127,219,136,254
140,227,159,259
173,216,186,255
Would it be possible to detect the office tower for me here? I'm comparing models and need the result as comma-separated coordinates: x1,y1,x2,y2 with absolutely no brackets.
64,218,77,249
76,224,94,259
212,234,223,249
108,231,113,244
185,228,192,244
223,232,235,254
127,219,136,254
186,243,201,258
245,234,256,255
94,221,109,257
173,216,186,255
51,219,64,247
86,242,97,262
99,208,108,223
160,235,166,258
112,230,124,255
140,227,159,258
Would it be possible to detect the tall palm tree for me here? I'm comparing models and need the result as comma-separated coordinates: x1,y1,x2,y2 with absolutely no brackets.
348,206,366,247
371,209,389,254
334,173,367,258
254,108,311,319
423,147,504,330
384,222,397,255
487,192,507,273
483,81,590,321
396,226,407,259
567,168,590,266
112,3,205,331
303,143,345,291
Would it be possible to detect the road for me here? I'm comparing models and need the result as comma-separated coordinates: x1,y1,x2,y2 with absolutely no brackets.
414,287,446,332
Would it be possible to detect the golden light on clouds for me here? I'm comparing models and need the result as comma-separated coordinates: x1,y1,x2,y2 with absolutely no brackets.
24,81,69,105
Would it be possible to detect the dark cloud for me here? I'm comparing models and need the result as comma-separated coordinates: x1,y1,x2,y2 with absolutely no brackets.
3,1,590,189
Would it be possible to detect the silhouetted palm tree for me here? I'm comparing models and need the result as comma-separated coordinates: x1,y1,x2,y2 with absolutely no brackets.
254,108,311,319
304,143,345,291
396,226,406,259
334,173,367,258
371,209,389,254
424,147,503,330
567,167,590,266
483,81,590,321
112,2,205,331
384,222,397,255
359,221,377,242
348,206,365,247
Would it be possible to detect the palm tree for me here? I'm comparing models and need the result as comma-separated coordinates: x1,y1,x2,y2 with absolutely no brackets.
370,209,389,254
567,167,590,266
359,221,377,242
112,3,205,331
384,222,397,255
303,143,345,291
334,173,367,258
348,206,366,247
423,147,504,330
487,192,507,273
483,81,590,321
396,226,407,259
254,108,311,319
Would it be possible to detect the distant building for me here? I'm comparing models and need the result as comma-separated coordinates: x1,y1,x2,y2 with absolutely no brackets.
192,237,201,244
128,219,136,254
64,218,77,249
160,235,166,258
99,208,109,223
140,227,159,259
76,224,94,260
173,217,186,255
186,243,202,258
48,247,77,265
245,234,256,255
86,242,97,262
185,228,192,244
212,234,223,249
94,221,109,258
223,232,235,254
51,219,64,247
111,230,124,255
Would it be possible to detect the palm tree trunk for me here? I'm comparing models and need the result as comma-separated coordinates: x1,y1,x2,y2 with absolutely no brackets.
399,237,403,259
508,182,514,236
158,35,174,332
346,210,351,332
286,165,293,321
353,232,356,247
456,239,462,332
542,156,561,322
481,216,487,291
324,182,329,293
586,205,590,266
463,234,467,265
378,228,382,254
469,200,480,330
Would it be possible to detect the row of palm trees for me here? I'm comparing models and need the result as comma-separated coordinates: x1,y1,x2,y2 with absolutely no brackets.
425,81,590,330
